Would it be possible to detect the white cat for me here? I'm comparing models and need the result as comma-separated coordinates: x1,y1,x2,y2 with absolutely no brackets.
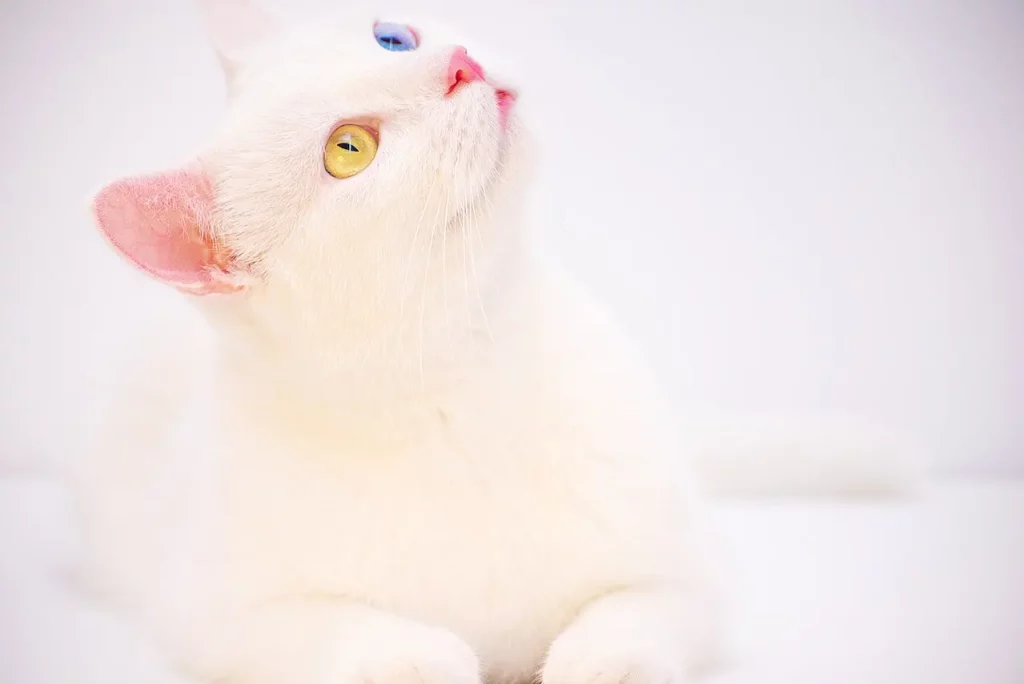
73,2,920,683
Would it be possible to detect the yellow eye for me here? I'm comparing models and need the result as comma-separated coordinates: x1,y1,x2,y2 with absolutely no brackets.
324,124,378,179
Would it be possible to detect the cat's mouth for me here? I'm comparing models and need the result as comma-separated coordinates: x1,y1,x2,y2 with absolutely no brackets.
445,47,517,133
496,88,517,130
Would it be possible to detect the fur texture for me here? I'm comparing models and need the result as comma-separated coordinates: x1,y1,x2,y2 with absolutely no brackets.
73,3,917,683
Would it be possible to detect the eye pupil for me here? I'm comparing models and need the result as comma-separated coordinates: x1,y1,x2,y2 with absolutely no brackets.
338,142,359,152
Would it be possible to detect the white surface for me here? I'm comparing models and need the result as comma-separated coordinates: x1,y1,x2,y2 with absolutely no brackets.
1,476,1022,684
0,0,1022,476
707,482,1024,683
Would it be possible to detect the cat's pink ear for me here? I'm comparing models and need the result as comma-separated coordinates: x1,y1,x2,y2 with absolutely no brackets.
199,0,277,86
92,168,243,295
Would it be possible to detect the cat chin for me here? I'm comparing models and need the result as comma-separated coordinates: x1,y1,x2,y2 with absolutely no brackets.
450,97,523,212
448,148,513,231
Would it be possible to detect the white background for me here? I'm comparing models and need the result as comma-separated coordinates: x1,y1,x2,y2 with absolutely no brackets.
0,0,1021,475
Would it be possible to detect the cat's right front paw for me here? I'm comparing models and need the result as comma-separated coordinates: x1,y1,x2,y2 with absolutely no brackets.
325,623,481,684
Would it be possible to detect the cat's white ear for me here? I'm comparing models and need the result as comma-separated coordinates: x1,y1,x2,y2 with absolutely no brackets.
198,0,277,85
92,166,245,295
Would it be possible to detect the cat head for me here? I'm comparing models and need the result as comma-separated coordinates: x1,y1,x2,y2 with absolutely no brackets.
92,0,532,383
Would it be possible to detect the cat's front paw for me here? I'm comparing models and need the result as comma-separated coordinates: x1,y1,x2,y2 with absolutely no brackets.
542,625,687,684
327,623,480,684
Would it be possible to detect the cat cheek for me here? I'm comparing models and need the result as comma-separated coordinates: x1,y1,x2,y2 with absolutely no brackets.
91,166,245,296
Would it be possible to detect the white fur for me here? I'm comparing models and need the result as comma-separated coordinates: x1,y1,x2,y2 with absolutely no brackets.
72,3,916,684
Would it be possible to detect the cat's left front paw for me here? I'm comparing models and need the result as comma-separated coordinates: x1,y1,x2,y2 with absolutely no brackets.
541,626,687,684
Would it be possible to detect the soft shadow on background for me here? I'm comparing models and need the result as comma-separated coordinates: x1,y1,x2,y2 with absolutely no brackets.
1,0,1021,476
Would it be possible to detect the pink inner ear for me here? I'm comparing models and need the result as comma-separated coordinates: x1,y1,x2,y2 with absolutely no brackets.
93,168,241,294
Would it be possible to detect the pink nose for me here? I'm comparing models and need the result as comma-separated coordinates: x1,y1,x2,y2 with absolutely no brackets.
446,46,485,95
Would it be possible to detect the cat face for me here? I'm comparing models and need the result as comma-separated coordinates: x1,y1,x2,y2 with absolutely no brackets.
211,10,524,277
93,1,532,379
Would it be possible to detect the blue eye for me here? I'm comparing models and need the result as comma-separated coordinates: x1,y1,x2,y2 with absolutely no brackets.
374,22,418,52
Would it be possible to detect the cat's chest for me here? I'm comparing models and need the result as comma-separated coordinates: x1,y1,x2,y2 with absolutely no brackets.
206,402,622,663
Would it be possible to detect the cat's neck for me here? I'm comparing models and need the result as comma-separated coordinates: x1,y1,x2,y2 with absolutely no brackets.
193,235,542,421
